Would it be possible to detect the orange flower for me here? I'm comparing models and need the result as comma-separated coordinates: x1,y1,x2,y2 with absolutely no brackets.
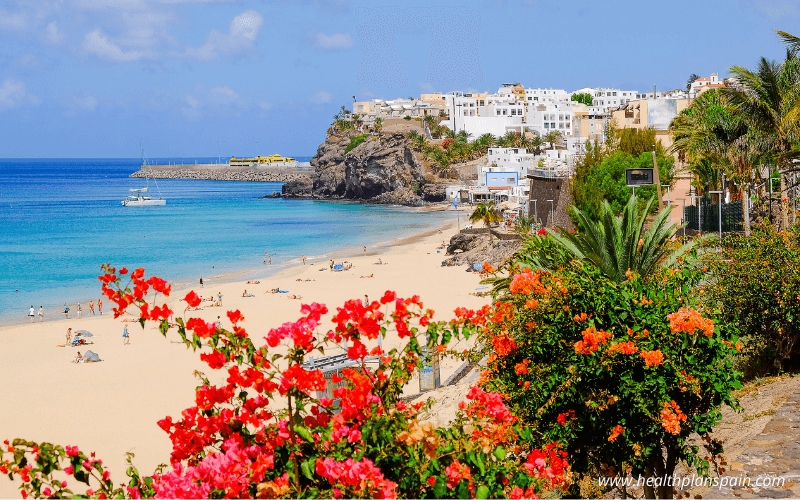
573,312,588,322
608,425,625,442
514,359,530,375
667,308,714,337
491,334,517,357
523,381,530,390
525,299,539,309
574,326,612,354
660,401,687,435
640,350,664,367
608,341,638,355
437,345,447,353
509,269,546,295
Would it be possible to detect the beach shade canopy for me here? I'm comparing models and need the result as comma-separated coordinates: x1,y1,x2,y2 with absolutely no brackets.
333,264,344,271
83,350,101,362
74,330,94,336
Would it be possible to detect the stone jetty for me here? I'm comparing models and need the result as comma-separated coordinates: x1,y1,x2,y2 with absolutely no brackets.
130,163,312,183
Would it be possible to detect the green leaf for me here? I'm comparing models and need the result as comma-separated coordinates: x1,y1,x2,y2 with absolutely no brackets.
295,426,314,443
476,485,490,499
301,460,314,480
493,446,506,460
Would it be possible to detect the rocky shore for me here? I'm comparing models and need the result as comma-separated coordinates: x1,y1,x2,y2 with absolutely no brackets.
282,131,448,207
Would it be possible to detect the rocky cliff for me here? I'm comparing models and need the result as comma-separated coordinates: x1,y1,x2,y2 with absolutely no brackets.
282,131,446,206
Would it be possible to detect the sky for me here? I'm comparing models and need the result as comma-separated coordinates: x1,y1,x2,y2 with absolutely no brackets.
0,0,798,158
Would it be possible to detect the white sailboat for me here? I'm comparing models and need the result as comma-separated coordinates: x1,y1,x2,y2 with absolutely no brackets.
122,142,166,207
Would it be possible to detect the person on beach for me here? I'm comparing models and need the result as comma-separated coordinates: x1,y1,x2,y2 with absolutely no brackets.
98,299,103,315
363,246,366,255
217,292,222,305
268,256,271,265
123,325,130,345
77,303,82,318
29,305,35,322
364,294,369,305
66,328,72,344
74,351,82,363
302,255,306,265
216,317,222,329
200,276,204,287
89,299,95,315
63,303,69,319
38,306,43,322
263,257,266,265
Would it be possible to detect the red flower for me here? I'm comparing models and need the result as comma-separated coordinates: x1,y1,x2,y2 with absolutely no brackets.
227,310,244,324
184,291,201,307
199,350,227,369
119,267,128,275
427,476,437,487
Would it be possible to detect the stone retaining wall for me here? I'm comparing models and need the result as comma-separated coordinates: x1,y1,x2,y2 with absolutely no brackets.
459,227,522,241
130,167,312,183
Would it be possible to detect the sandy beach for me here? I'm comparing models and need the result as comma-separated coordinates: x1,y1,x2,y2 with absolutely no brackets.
0,218,491,497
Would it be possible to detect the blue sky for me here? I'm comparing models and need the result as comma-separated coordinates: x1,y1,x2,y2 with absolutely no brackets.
0,0,797,158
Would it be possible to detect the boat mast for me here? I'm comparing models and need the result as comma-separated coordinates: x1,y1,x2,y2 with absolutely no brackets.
140,139,163,199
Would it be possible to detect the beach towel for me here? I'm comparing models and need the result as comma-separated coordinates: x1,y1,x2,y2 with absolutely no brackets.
333,264,343,271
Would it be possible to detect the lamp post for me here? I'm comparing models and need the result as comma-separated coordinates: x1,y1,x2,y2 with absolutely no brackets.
547,199,554,227
532,199,538,225
710,190,723,243
681,198,687,240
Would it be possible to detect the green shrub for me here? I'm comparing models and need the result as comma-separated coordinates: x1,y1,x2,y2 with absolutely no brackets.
344,134,368,153
473,256,742,498
705,223,800,373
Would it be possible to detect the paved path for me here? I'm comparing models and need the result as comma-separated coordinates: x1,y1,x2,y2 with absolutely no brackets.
709,391,800,498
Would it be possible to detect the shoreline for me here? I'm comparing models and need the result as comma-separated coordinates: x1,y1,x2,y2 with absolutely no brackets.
0,215,489,498
0,205,469,330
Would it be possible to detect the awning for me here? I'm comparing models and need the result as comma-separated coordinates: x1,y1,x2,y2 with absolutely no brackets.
497,201,522,210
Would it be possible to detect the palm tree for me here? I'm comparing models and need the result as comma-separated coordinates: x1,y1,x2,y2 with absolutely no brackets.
686,73,700,93
777,30,800,56
469,202,502,242
544,130,562,149
373,117,383,136
528,135,544,155
546,195,699,283
722,49,800,229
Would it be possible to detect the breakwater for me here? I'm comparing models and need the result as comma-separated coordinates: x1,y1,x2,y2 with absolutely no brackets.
130,163,313,183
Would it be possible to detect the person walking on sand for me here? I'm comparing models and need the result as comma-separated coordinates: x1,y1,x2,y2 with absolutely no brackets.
200,276,204,287
98,298,103,315
66,328,72,344
301,254,306,265
29,305,35,323
63,303,70,319
38,305,43,322
123,325,130,345
77,303,82,319
363,246,367,255
89,299,95,315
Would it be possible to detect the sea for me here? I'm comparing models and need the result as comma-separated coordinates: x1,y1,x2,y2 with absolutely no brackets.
0,158,459,327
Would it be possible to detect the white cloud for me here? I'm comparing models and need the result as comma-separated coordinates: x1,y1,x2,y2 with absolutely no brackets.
82,28,153,61
0,78,39,110
46,21,64,43
312,91,332,104
314,32,353,50
72,95,99,110
184,10,263,60
0,11,28,31
210,86,238,102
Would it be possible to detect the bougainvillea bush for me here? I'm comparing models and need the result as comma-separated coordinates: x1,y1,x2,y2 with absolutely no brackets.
472,252,742,499
705,223,800,373
1,265,570,499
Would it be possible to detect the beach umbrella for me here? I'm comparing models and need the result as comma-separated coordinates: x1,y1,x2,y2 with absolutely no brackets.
74,330,94,336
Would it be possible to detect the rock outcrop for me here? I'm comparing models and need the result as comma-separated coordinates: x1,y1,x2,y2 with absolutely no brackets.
441,231,522,270
283,131,446,206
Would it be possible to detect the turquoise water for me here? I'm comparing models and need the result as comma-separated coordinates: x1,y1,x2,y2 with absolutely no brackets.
0,158,456,326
